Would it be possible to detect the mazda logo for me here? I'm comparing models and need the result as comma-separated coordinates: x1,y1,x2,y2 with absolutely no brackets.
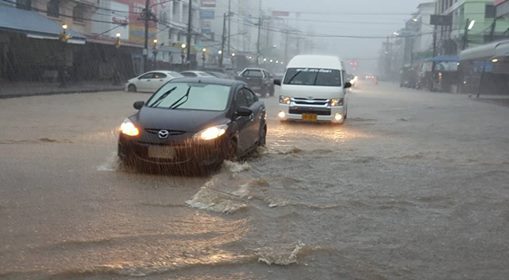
158,130,169,139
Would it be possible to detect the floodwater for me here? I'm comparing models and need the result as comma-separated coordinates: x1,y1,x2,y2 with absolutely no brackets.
1,82,508,279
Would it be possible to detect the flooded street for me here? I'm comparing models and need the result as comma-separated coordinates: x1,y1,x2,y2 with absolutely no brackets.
1,82,509,279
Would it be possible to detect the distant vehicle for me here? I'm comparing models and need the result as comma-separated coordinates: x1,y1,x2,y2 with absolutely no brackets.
273,72,285,81
274,55,351,124
235,68,275,97
205,71,233,80
125,71,183,93
118,78,267,173
180,70,215,78
364,74,378,84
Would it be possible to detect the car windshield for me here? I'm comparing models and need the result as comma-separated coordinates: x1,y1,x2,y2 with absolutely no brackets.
283,68,342,86
146,82,230,111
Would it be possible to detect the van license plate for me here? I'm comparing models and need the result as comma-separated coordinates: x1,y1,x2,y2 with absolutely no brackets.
148,146,176,159
302,113,317,121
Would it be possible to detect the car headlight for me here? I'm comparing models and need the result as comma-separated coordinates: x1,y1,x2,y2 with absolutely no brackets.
329,98,344,107
195,124,228,141
120,119,140,136
279,95,291,105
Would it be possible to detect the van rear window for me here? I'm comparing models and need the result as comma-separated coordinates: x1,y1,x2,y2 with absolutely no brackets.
283,68,342,86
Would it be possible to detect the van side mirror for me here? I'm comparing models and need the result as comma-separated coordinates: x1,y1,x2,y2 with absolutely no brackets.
133,101,145,110
274,79,282,86
344,82,352,89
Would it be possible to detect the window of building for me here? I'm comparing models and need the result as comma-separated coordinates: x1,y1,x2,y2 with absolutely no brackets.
47,0,60,17
73,4,84,23
16,0,31,10
485,5,496,18
160,11,168,24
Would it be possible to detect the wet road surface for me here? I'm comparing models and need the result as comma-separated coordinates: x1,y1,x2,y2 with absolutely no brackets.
1,82,508,279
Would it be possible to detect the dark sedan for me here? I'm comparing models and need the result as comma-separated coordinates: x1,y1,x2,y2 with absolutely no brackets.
118,78,266,172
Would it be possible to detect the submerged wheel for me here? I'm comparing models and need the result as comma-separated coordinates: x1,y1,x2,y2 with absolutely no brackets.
128,84,137,92
224,138,238,161
258,124,267,146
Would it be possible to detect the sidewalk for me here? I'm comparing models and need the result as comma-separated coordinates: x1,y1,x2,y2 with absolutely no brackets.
0,81,124,99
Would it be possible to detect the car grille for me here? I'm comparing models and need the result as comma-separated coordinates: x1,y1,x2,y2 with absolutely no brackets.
145,128,186,136
292,97,328,106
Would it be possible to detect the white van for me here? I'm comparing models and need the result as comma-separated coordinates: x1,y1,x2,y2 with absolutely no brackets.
275,55,351,123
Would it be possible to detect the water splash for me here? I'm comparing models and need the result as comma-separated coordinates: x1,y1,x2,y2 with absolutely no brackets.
97,152,120,172
256,242,306,266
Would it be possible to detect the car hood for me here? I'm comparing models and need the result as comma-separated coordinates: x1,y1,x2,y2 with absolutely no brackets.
133,107,229,133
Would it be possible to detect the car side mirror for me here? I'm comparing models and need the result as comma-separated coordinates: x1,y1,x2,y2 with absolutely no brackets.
133,101,145,110
344,82,352,89
274,79,282,86
236,106,252,117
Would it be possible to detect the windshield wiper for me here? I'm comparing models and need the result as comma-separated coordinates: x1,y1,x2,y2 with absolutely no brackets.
169,86,192,109
285,70,304,84
149,87,177,108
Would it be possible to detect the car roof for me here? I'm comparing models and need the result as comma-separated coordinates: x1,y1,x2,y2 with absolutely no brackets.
242,68,266,71
169,77,246,87
287,55,344,70
145,70,181,75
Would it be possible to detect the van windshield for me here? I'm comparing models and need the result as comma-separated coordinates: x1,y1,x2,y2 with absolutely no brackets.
283,68,342,87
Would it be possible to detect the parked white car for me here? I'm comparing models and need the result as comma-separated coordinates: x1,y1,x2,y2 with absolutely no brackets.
180,70,215,78
125,71,183,93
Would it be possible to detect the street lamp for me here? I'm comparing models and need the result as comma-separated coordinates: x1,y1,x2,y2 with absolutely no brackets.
152,39,159,69
59,24,71,87
181,43,186,64
202,48,207,68
115,33,121,48
60,24,70,43
463,18,476,50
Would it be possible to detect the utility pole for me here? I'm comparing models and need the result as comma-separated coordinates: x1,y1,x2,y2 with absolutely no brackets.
227,0,231,56
220,12,227,67
143,0,150,72
284,30,289,64
186,0,192,67
256,0,262,66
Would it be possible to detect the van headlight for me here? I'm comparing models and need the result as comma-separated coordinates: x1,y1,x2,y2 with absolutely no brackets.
279,95,291,105
194,124,228,141
329,98,344,106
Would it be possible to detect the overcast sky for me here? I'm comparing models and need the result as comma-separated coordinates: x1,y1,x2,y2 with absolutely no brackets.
262,0,429,73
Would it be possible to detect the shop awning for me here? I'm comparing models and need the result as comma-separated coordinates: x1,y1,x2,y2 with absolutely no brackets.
424,55,459,62
0,4,86,44
459,40,509,61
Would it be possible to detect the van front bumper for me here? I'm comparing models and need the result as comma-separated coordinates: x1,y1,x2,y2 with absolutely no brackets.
278,104,346,123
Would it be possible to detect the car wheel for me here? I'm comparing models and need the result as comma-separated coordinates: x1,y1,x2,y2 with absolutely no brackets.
224,138,238,161
128,84,137,92
258,124,267,146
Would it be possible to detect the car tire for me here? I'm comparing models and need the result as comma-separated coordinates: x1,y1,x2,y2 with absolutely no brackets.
258,124,267,146
224,138,238,161
128,84,137,92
